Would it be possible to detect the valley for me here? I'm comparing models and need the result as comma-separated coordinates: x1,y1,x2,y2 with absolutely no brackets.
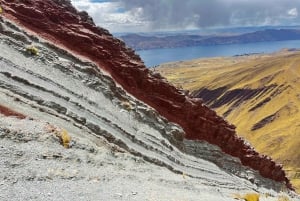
157,49,300,192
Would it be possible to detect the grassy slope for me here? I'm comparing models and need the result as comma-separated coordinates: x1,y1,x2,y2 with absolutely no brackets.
157,50,300,192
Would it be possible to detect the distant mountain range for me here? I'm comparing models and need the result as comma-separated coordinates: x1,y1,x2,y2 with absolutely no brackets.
120,29,300,50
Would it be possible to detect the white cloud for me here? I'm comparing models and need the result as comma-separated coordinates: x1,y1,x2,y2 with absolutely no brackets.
71,0,150,33
287,8,298,17
71,0,300,33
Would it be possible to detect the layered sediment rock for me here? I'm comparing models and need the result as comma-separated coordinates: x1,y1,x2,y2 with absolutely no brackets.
0,105,26,119
0,0,292,189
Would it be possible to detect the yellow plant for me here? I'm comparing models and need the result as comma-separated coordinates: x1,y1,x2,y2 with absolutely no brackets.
53,129,71,148
60,129,71,148
232,193,260,201
121,101,133,111
26,46,39,55
0,6,3,14
45,124,71,148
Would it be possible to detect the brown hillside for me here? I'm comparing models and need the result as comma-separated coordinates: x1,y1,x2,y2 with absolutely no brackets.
157,49,300,192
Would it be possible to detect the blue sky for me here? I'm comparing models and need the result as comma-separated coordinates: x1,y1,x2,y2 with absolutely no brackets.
71,0,300,33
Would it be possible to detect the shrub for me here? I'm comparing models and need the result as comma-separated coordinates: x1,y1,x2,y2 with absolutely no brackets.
233,193,260,201
26,46,39,55
60,129,71,148
121,101,133,111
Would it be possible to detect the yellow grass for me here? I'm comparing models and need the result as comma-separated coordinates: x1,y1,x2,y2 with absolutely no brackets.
60,129,71,148
232,193,260,201
26,46,39,55
158,50,300,192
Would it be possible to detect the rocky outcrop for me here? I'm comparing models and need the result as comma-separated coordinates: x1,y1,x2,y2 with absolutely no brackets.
0,0,293,189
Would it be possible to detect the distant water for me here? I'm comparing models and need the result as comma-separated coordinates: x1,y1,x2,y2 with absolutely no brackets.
137,40,300,67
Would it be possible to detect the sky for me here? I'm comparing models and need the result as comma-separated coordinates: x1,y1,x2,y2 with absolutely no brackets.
71,0,300,33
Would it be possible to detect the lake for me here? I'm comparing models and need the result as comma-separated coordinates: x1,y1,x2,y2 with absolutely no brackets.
137,40,300,67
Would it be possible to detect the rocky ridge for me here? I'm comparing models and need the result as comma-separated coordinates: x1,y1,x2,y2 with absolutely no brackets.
0,0,293,189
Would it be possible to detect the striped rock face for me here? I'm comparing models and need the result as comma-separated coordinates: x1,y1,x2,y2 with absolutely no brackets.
0,1,299,200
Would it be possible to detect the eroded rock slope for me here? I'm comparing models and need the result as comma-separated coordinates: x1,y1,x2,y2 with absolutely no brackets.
2,15,298,200
0,0,298,198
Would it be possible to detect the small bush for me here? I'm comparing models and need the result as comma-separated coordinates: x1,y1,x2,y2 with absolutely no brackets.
233,193,260,201
45,124,72,148
0,6,3,14
60,129,71,148
121,101,133,111
26,46,39,55
51,126,71,148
